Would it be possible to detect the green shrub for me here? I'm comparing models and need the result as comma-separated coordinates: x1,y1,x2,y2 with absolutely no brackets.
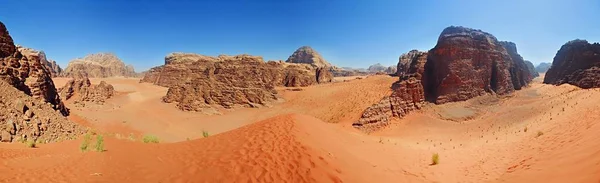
202,130,210,138
143,135,159,143
431,153,440,165
94,135,104,152
25,140,36,148
80,133,92,151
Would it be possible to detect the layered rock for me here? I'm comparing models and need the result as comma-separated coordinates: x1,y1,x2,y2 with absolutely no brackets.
397,50,428,77
367,63,387,73
544,40,600,88
500,41,534,90
524,60,539,78
536,62,551,73
353,50,428,132
0,21,68,116
0,81,84,143
286,46,332,68
59,77,115,106
330,67,368,77
17,46,62,77
0,21,83,143
356,26,535,132
425,26,516,104
63,53,137,78
146,53,335,113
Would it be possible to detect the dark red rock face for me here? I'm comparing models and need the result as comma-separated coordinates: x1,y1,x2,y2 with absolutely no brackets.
500,41,533,90
524,61,539,78
425,26,515,104
544,40,600,89
0,21,68,116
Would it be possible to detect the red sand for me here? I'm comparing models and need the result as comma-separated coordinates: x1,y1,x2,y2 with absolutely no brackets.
1,75,599,182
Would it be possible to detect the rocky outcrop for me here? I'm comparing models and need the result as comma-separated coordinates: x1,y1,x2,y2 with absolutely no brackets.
425,26,517,104
525,60,539,78
355,26,535,132
286,46,332,68
63,53,137,78
543,40,600,89
330,67,368,77
536,62,551,73
397,50,428,77
353,49,429,132
367,63,387,73
0,21,68,116
385,66,397,75
0,21,83,143
59,77,115,106
500,41,534,90
145,52,335,113
160,54,280,112
17,46,62,77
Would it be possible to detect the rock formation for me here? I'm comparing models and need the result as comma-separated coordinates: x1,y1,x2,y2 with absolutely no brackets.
63,53,137,78
367,63,387,73
142,53,335,113
425,26,518,104
385,66,397,75
59,76,115,106
0,21,83,143
330,67,368,77
286,46,332,68
397,50,428,77
544,39,600,89
524,60,539,78
536,62,551,73
17,46,62,77
500,41,534,90
0,21,68,116
355,26,535,132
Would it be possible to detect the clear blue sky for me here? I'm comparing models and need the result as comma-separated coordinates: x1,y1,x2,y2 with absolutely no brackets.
1,0,598,71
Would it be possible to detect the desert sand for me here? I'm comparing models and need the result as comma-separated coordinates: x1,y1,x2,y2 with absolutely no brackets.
1,75,599,182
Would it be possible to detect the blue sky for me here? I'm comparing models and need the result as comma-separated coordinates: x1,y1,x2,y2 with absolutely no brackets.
1,0,598,71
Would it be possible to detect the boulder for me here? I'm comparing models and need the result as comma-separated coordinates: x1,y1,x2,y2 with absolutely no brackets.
543,39,600,88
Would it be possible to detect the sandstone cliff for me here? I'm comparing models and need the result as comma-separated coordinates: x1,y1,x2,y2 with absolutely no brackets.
17,46,62,77
544,39,600,88
0,22,68,116
63,53,137,78
0,21,83,143
355,26,535,132
524,60,539,78
59,76,115,106
286,46,332,68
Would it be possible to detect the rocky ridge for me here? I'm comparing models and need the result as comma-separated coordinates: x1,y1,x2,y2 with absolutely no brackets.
59,76,115,106
63,53,137,78
544,39,600,89
17,46,63,77
355,26,535,132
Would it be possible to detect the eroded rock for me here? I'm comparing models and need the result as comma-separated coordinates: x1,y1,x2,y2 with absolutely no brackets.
544,39,600,88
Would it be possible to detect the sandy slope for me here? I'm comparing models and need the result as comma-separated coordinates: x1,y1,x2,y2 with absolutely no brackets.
1,75,599,182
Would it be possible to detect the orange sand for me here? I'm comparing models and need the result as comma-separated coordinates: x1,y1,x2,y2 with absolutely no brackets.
1,75,599,182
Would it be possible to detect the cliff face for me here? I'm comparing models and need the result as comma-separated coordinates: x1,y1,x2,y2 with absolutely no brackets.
524,60,539,78
355,26,535,132
0,22,68,116
16,46,62,77
63,53,137,78
425,26,516,104
0,21,83,143
286,46,332,68
544,40,600,88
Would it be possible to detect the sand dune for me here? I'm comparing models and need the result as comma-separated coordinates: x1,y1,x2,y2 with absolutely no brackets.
1,75,599,182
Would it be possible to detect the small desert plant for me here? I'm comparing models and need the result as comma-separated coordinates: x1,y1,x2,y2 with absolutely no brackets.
25,140,36,148
143,135,159,143
524,127,528,132
80,133,92,151
536,131,544,138
128,133,136,141
94,135,104,152
431,153,440,165
202,130,210,138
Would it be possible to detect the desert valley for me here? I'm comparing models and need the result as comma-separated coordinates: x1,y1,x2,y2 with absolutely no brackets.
1,13,600,183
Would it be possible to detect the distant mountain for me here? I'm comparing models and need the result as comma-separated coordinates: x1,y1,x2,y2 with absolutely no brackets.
536,62,552,73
